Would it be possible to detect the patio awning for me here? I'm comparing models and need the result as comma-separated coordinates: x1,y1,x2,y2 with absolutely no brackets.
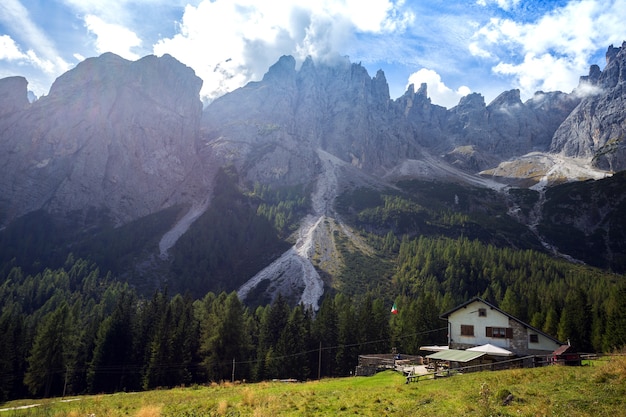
425,349,485,363
419,345,449,352
467,344,515,357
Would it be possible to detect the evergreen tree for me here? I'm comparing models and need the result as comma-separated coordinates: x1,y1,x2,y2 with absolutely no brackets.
88,292,137,393
543,307,560,337
254,295,290,379
201,292,249,382
24,303,71,397
334,295,359,376
500,287,524,321
276,304,311,380
312,296,338,378
0,305,25,401
603,285,626,351
558,289,593,352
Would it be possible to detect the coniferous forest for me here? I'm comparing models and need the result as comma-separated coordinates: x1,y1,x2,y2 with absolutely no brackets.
2,241,626,401
1,174,626,402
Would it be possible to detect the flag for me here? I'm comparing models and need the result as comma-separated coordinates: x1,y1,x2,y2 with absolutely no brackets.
391,302,398,315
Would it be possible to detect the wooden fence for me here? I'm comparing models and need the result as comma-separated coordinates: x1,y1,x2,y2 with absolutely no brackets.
405,353,604,383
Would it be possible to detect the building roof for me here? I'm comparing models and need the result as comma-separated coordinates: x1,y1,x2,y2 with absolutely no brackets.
440,297,564,346
467,343,514,357
552,344,574,355
426,349,486,362
419,345,449,352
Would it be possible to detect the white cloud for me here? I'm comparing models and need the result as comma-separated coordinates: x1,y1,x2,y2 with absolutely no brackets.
84,15,142,60
407,68,471,108
0,0,70,73
0,35,27,61
152,0,414,102
475,0,520,9
573,82,604,98
493,53,580,95
470,0,626,98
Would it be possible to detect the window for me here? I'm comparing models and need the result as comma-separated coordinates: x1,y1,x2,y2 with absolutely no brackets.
478,308,487,317
492,327,507,338
461,324,474,336
486,327,513,339
529,334,539,343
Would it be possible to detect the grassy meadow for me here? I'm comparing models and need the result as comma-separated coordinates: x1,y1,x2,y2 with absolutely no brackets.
2,356,625,417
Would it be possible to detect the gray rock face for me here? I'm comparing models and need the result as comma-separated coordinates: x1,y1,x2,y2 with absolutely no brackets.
1,44,625,229
202,55,421,184
440,89,579,171
0,53,205,226
551,42,626,171
203,56,577,179
0,76,29,116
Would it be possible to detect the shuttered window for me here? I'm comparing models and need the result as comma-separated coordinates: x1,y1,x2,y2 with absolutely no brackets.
486,327,512,339
461,324,474,336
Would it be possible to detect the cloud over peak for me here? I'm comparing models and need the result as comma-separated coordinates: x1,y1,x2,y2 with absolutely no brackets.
152,0,414,102
470,0,626,97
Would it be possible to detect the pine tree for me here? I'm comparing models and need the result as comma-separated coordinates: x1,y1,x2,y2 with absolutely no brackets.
603,285,626,351
334,295,358,376
276,304,311,380
24,303,71,397
312,296,338,377
0,305,25,401
201,292,249,382
558,289,593,352
88,292,137,393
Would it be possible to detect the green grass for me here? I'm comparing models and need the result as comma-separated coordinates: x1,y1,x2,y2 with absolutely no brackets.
3,356,625,416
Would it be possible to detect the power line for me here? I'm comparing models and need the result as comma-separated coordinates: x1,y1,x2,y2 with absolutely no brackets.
2,326,447,378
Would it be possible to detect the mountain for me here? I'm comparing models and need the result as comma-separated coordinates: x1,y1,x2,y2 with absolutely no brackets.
1,44,625,309
551,42,626,172
0,53,206,228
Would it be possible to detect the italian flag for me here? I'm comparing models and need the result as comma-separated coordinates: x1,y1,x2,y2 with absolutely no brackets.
391,302,398,315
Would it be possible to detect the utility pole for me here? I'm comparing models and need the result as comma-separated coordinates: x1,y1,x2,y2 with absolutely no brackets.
63,366,69,398
318,341,322,380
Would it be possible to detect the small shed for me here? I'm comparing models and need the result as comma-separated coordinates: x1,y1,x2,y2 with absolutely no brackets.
550,345,581,366
425,349,487,370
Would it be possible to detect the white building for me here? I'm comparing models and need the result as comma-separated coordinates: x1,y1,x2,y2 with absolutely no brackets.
441,297,563,356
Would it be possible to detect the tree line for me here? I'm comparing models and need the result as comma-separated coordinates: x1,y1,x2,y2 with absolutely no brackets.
0,257,444,401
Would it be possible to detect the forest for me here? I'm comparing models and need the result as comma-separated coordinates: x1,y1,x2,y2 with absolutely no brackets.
0,257,441,401
2,238,625,402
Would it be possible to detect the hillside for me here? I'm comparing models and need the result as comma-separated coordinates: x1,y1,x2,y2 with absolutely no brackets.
2,357,625,416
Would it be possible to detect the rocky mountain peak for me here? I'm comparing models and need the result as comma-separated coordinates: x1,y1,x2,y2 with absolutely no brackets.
606,42,622,65
579,64,602,85
262,55,297,83
551,41,626,171
456,92,486,109
0,76,29,116
488,89,522,108
0,52,205,227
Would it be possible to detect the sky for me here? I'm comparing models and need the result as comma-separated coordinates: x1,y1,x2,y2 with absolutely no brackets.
1,0,625,108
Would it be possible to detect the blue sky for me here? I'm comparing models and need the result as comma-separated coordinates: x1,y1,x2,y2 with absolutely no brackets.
1,0,625,108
